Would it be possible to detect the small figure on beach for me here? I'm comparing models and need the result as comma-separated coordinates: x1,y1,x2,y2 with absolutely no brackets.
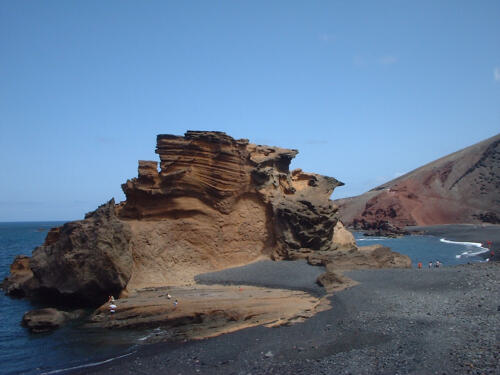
435,260,441,268
108,295,117,314
167,293,172,299
173,299,178,308
428,261,433,268
417,262,422,269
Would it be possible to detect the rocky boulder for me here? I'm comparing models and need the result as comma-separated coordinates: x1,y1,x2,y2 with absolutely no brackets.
352,219,410,237
316,266,353,293
28,200,133,306
303,244,412,270
22,308,85,333
332,221,357,250
1,255,37,297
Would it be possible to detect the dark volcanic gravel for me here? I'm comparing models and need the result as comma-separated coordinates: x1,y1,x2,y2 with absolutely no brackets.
71,262,500,375
195,259,327,296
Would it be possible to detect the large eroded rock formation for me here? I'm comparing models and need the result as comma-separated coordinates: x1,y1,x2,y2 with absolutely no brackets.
2,200,132,305
116,131,352,290
3,131,396,308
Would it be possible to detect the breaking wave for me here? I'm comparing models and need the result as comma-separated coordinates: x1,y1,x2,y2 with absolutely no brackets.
40,351,136,375
440,238,490,259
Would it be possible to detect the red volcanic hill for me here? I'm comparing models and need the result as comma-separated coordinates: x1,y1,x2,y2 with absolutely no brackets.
335,133,500,229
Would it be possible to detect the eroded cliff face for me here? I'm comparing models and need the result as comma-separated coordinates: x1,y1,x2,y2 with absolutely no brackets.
2,200,133,305
2,131,359,305
114,131,350,290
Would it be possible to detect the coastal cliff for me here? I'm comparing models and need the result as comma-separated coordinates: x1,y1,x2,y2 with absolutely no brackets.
2,131,410,337
336,133,500,233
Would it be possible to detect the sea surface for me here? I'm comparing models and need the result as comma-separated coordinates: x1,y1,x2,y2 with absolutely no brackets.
353,232,490,266
0,222,491,375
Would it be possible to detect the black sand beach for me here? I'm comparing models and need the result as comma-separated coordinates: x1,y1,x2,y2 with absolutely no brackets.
69,259,500,375
195,259,327,297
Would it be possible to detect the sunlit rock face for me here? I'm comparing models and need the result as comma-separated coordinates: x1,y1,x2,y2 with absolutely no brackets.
119,131,346,265
3,131,351,305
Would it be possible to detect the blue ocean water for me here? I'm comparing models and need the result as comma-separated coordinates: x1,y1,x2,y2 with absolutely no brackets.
0,223,143,375
0,222,490,375
353,232,490,266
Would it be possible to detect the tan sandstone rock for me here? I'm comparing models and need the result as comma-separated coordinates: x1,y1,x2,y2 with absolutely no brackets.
3,131,410,315
332,221,357,250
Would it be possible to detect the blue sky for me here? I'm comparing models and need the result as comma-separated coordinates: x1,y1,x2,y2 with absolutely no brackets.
1,1,499,221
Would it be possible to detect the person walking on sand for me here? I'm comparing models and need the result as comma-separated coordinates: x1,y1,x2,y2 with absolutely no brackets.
428,261,433,268
109,299,117,314
173,299,178,308
435,260,441,268
418,262,422,269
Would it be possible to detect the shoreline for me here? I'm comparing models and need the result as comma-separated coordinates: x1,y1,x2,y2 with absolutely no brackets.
35,225,500,374
407,224,500,259
68,261,499,375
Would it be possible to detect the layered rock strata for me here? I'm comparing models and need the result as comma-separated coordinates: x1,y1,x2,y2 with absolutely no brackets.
114,131,354,290
86,285,323,340
2,131,409,332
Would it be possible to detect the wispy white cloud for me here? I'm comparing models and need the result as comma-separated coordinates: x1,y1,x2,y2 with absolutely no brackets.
318,33,336,43
378,55,398,65
494,67,500,82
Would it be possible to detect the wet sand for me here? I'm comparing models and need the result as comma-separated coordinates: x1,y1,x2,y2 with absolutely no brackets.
69,259,499,375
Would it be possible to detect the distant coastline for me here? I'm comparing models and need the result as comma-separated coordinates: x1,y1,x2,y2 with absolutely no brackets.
407,224,500,255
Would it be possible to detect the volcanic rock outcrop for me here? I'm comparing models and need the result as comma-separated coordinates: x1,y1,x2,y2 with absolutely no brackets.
22,308,85,333
3,131,409,326
3,131,358,306
2,200,132,305
336,133,500,230
2,131,414,338
115,131,355,291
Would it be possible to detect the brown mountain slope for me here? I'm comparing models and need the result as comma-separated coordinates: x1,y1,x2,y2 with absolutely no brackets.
335,133,500,228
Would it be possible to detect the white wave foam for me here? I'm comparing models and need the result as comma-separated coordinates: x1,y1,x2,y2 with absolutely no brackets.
455,248,490,259
138,327,162,341
439,238,486,248
40,351,136,375
441,238,490,259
